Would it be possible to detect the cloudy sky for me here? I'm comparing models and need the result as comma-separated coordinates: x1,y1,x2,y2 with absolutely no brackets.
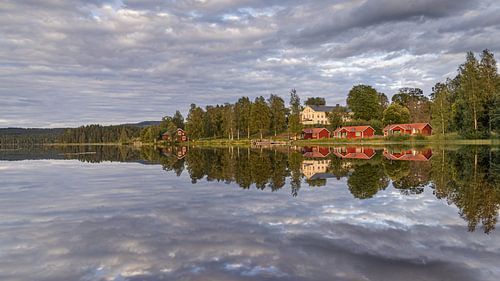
1,0,500,127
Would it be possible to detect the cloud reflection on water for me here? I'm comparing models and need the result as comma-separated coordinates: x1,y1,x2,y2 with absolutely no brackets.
0,157,499,281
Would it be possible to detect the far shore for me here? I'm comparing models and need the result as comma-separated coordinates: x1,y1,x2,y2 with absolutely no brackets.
30,136,500,147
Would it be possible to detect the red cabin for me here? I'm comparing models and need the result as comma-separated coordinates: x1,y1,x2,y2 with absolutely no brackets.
332,126,375,139
162,128,188,142
383,123,432,136
302,128,330,140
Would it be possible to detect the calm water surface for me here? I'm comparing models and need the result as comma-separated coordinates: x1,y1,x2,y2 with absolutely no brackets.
0,145,499,281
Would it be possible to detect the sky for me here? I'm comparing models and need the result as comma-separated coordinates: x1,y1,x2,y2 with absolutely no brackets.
1,0,500,128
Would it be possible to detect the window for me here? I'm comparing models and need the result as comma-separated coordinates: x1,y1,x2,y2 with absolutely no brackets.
355,132,361,137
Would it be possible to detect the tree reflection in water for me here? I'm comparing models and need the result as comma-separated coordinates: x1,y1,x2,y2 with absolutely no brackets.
1,144,498,233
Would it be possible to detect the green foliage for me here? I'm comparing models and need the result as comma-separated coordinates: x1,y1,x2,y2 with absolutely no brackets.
268,94,287,136
61,125,141,143
288,89,303,138
186,104,205,140
327,106,346,131
430,49,499,139
430,82,452,136
384,134,411,141
347,84,384,120
172,110,185,129
304,97,326,106
235,97,252,139
392,87,431,123
250,96,271,139
383,103,410,125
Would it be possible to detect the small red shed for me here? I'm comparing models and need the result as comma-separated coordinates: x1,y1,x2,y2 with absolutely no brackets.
302,128,330,140
332,126,375,139
383,123,432,136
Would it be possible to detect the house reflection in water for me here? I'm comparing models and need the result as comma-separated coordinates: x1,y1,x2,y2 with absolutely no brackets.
383,148,433,161
161,146,188,159
301,146,334,180
331,146,376,159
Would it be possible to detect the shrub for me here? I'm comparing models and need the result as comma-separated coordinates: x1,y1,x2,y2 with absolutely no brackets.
385,134,411,141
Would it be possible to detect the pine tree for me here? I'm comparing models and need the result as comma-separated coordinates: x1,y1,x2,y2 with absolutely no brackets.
288,89,303,138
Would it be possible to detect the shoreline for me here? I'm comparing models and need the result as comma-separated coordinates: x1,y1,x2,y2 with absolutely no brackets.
6,138,494,147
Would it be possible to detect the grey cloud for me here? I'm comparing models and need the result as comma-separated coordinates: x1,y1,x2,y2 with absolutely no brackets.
0,0,499,127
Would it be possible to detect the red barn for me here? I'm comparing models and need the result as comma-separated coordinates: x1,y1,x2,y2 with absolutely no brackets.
383,123,432,136
302,128,330,140
162,128,188,142
332,126,375,139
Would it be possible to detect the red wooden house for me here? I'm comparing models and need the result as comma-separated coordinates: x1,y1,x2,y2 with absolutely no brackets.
162,128,188,142
332,126,375,139
383,123,432,136
302,128,330,140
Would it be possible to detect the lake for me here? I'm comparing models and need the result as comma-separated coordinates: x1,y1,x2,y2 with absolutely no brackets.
0,145,499,281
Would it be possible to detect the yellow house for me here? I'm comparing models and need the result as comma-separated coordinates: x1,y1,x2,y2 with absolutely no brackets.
300,105,353,125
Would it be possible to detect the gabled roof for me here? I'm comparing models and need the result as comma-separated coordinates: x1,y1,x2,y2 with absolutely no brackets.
383,123,431,131
333,126,374,133
302,127,330,134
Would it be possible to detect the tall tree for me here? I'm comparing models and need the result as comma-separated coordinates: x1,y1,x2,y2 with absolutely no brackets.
456,51,484,137
288,89,303,138
268,94,286,136
382,103,411,125
431,82,452,136
186,104,205,140
304,97,326,106
172,110,185,129
250,96,271,139
346,85,383,120
392,87,431,123
479,49,499,135
234,97,252,139
222,103,236,140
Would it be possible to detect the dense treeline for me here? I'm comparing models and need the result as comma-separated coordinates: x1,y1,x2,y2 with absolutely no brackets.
0,128,64,145
140,91,300,142
60,124,142,143
431,49,500,138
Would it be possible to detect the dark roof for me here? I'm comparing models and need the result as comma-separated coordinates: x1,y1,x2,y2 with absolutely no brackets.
308,105,336,112
308,105,352,113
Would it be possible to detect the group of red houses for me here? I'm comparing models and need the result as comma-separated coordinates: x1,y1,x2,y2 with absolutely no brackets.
301,123,432,140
